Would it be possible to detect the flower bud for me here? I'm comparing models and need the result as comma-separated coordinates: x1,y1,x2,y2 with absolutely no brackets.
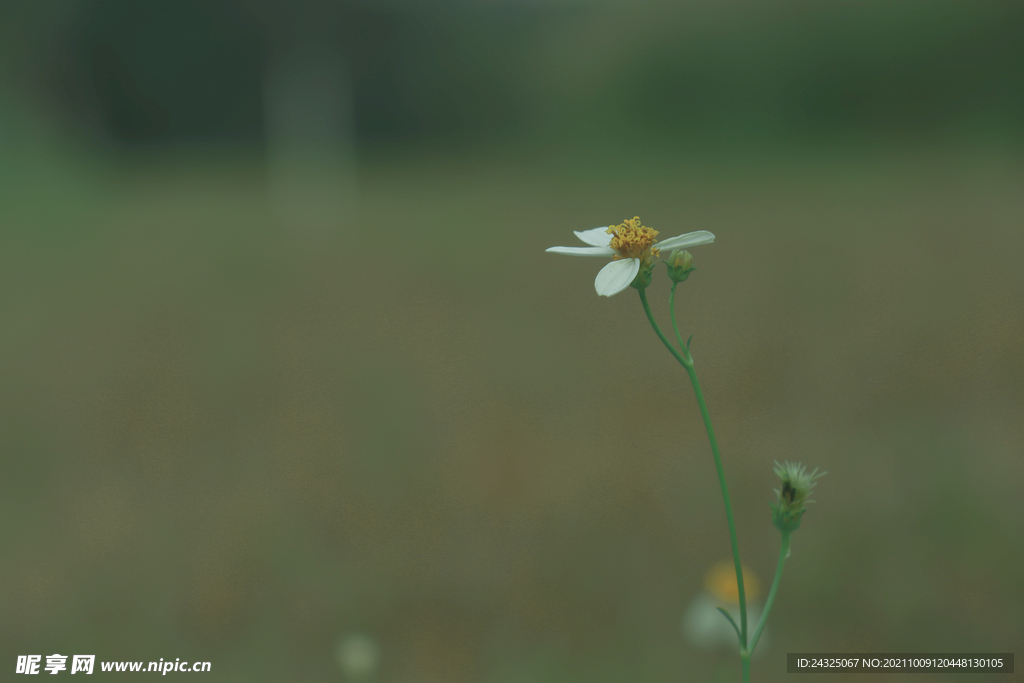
770,461,825,534
666,249,696,283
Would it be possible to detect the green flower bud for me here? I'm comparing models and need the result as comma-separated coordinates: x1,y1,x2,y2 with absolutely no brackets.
666,249,696,283
770,461,825,534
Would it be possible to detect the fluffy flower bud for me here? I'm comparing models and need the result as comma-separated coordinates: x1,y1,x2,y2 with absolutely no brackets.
770,461,825,533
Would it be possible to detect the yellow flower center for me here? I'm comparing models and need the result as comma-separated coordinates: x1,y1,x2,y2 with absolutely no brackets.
704,561,760,604
606,216,659,261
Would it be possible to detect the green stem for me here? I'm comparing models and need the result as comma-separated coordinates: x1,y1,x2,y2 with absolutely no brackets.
669,283,686,354
637,288,749,663
749,531,791,654
638,287,689,368
684,351,749,657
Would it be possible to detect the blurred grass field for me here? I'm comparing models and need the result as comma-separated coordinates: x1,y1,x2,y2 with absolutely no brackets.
2,122,1022,682
3,2,1024,678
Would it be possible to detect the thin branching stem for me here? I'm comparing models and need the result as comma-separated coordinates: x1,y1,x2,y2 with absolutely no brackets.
638,288,749,681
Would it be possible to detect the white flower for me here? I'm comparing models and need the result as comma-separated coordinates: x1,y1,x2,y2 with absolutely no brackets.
546,216,715,297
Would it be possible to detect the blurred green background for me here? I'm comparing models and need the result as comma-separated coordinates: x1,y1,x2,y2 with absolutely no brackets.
2,0,1022,681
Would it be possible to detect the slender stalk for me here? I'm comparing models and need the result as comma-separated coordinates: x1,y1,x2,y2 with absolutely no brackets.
749,531,791,654
682,349,749,656
638,288,749,663
669,283,686,354
638,287,689,368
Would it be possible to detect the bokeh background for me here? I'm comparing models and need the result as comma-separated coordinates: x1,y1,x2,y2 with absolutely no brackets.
2,0,1022,681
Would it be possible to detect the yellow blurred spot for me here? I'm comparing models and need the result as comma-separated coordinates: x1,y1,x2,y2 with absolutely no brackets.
704,561,760,604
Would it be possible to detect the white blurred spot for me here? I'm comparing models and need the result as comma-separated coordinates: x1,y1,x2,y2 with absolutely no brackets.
335,633,380,682
682,593,769,657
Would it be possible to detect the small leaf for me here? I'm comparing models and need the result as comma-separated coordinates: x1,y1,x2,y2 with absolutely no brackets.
716,607,742,644
686,335,693,350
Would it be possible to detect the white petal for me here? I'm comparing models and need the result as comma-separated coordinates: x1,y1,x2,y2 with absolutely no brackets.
594,258,640,297
546,245,616,257
656,230,716,251
573,227,613,247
